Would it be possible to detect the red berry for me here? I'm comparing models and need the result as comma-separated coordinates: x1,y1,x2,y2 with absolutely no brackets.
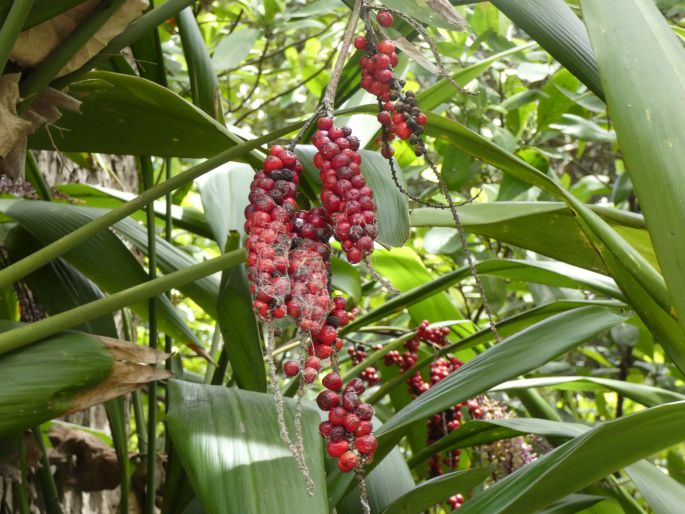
317,390,340,411
303,367,318,383
322,372,343,391
345,378,365,394
417,112,427,125
318,117,333,130
376,10,394,27
319,420,333,437
269,145,285,156
327,440,349,458
343,414,361,433
263,155,283,172
355,403,374,421
329,406,348,426
355,421,373,437
337,451,358,472
354,36,367,50
377,39,395,55
355,434,378,455
283,360,300,377
306,356,321,371
342,391,360,412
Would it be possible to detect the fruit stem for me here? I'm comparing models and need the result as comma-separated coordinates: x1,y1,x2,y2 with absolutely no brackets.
322,0,363,116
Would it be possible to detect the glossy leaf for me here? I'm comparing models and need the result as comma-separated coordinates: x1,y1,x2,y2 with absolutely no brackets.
625,461,685,514
581,0,685,337
331,256,362,304
28,71,237,157
382,468,491,514
166,380,327,514
460,402,685,513
5,200,204,345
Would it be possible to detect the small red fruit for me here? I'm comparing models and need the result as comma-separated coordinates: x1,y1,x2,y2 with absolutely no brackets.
354,36,367,50
337,451,358,472
319,421,333,437
327,440,349,458
303,367,318,383
322,372,343,391
283,360,300,377
355,421,373,437
376,10,394,27
355,434,378,455
317,390,340,411
329,406,347,426
305,356,321,371
377,39,395,55
343,414,361,433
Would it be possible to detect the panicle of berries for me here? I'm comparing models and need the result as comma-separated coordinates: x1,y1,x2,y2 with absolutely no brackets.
348,344,380,386
245,145,303,320
312,116,377,264
355,15,429,158
286,208,333,333
317,376,377,472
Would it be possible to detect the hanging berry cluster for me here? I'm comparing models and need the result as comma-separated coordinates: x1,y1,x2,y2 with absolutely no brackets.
245,117,378,476
313,117,377,264
355,11,429,159
347,320,486,509
348,344,381,386
317,377,378,472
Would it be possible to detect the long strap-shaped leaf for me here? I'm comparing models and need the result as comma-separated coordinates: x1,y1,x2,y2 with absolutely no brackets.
580,0,685,339
459,401,685,513
326,305,627,506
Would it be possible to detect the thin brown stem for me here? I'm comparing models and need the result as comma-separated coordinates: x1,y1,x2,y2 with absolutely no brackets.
322,0,363,116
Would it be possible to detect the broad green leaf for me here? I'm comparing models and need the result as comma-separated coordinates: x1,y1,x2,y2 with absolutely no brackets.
381,468,491,514
197,162,254,248
412,202,656,275
331,256,362,304
492,0,604,99
212,28,260,71
371,247,462,324
581,0,685,339
0,322,168,436
459,401,685,513
380,0,466,31
537,494,612,514
28,71,237,157
343,255,624,336
625,461,685,514
295,146,410,248
216,261,266,391
176,7,225,122
5,201,204,345
376,306,626,445
409,418,589,469
337,445,415,514
166,380,327,514
493,377,685,407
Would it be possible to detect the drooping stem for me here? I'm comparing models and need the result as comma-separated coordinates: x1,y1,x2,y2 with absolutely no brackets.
322,0,363,116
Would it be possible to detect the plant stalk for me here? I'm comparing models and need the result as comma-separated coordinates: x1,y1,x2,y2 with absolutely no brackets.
0,0,35,74
0,248,246,355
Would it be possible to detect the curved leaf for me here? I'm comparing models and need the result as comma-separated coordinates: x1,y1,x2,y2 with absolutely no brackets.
625,461,685,514
167,380,327,514
460,402,685,513
28,71,237,157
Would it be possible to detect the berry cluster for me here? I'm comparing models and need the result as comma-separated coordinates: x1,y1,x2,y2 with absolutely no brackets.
283,296,353,379
355,13,429,158
348,344,381,386
287,208,333,332
318,377,378,472
313,117,377,264
245,146,303,320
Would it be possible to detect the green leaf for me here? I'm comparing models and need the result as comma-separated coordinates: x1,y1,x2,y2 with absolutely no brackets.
381,468,491,514
197,162,253,249
337,445,415,514
5,200,203,346
176,7,225,122
331,256,362,304
493,376,685,407
459,401,685,513
491,0,604,99
212,28,260,71
581,0,685,339
377,306,626,445
166,380,327,514
0,323,167,436
625,460,685,514
371,247,462,325
28,71,236,157
414,201,656,272
537,494,611,514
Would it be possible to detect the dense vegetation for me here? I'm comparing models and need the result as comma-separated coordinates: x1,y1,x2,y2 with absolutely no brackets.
0,0,684,512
